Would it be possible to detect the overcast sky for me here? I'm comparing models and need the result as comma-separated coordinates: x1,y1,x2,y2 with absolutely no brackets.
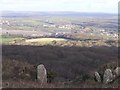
0,0,119,13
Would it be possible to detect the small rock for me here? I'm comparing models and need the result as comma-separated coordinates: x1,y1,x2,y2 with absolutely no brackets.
114,67,120,76
103,69,113,84
37,64,47,83
94,72,101,83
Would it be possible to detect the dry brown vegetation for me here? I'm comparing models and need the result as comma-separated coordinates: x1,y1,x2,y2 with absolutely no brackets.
2,45,119,88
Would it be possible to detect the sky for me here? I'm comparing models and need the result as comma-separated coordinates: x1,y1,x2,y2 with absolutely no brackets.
0,0,119,13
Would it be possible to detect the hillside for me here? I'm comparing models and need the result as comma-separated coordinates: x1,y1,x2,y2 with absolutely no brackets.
2,45,119,88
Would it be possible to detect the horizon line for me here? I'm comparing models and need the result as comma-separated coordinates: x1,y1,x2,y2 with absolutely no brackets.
1,11,118,14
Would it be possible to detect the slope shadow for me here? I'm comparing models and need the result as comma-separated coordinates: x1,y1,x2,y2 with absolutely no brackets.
2,45,119,82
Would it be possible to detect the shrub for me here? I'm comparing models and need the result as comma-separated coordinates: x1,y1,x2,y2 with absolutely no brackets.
71,73,92,84
47,71,57,83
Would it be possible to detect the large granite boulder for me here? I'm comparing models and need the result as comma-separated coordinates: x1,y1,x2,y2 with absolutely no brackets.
103,69,113,84
37,64,47,83
94,72,101,83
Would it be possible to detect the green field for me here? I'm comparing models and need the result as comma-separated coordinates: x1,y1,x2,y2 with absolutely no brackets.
0,35,68,45
24,38,67,45
0,36,24,44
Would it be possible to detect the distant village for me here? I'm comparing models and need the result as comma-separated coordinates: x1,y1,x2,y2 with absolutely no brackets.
1,20,118,39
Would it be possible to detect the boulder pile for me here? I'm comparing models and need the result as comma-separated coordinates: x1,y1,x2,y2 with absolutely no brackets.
94,67,120,84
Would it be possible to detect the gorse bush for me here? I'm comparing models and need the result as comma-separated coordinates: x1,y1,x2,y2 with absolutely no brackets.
71,72,93,84
47,71,57,83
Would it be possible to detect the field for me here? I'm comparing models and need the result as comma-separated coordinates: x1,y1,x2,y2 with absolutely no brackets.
26,38,67,42
2,15,118,32
0,35,24,44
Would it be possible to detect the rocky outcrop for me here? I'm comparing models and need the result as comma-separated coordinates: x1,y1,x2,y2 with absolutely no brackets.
37,64,47,84
95,67,120,84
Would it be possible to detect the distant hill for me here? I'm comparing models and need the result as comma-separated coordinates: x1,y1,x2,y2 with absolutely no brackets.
1,11,117,17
